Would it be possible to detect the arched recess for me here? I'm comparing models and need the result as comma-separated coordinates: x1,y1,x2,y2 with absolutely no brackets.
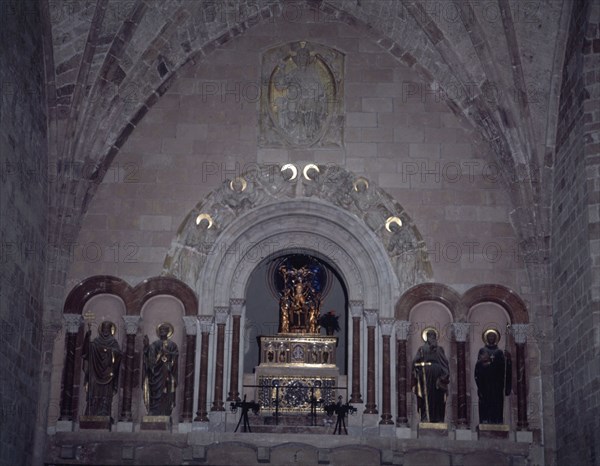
462,284,529,324
132,276,198,316
163,163,432,313
172,199,407,315
395,283,462,321
63,275,134,314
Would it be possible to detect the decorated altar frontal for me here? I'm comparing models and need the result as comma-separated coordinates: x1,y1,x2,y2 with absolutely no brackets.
255,335,340,413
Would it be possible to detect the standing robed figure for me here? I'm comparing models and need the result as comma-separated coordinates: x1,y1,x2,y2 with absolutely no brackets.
475,329,512,424
143,323,179,416
82,321,122,416
412,329,449,423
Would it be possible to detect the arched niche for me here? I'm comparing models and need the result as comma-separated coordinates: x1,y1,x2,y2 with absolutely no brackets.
163,164,433,315
77,294,127,421
407,301,454,426
243,253,348,375
189,199,400,314
467,302,512,428
138,295,186,422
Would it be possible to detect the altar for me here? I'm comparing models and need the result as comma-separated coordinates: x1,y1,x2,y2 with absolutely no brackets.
251,257,341,413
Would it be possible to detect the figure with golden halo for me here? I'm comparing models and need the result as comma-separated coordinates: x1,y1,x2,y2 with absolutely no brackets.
475,329,512,424
411,328,449,422
82,321,122,416
143,323,179,416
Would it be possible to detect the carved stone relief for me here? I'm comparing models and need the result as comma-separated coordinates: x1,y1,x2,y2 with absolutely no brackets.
259,41,344,148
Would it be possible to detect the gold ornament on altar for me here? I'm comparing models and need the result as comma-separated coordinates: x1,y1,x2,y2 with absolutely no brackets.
277,263,323,334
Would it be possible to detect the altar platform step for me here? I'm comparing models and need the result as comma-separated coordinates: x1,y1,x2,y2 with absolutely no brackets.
237,414,338,434
248,425,333,434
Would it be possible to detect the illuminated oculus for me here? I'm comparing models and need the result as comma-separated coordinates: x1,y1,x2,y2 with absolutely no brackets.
385,216,402,232
303,163,320,180
195,213,214,229
281,163,298,180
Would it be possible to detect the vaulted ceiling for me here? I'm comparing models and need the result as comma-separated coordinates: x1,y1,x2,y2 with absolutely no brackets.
40,0,570,309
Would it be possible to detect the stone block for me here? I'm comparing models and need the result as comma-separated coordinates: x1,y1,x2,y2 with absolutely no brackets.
55,420,74,432
122,446,135,460
317,448,331,464
59,445,76,459
516,430,533,443
396,426,412,439
257,446,270,463
192,445,207,460
116,421,134,432
346,112,378,127
455,428,473,440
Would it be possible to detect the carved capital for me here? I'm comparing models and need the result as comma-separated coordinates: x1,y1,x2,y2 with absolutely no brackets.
198,316,213,334
395,320,411,340
63,314,83,334
452,322,470,342
379,318,396,336
229,298,245,316
349,300,364,318
122,315,141,335
510,324,529,344
182,316,198,335
363,309,378,327
214,307,230,325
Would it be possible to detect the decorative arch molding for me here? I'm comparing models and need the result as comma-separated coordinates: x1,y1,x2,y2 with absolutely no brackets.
395,282,529,324
63,275,134,314
462,284,529,324
395,283,462,321
132,276,198,317
63,275,197,317
163,163,432,314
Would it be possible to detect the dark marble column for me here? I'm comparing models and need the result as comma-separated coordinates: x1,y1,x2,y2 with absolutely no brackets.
211,307,229,411
119,316,140,422
349,301,363,403
512,324,529,430
379,318,395,425
364,309,378,414
195,317,212,422
59,315,82,420
452,322,470,428
227,299,244,402
395,321,410,426
181,316,198,422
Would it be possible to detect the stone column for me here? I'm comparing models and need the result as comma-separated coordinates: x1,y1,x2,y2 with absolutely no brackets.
59,314,82,420
364,309,378,414
119,316,140,422
379,318,395,425
194,316,212,422
511,324,529,430
452,322,470,428
395,321,411,426
227,299,244,402
349,301,363,403
181,316,198,422
211,307,229,411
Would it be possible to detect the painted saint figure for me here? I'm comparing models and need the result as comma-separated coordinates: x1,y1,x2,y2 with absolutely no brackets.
475,329,512,424
412,329,449,423
82,321,122,417
143,323,179,416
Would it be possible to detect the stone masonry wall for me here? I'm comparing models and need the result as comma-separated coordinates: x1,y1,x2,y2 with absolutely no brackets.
68,15,527,299
0,1,48,465
552,1,600,465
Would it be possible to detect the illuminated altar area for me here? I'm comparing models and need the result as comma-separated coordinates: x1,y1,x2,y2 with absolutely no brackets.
253,256,341,413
